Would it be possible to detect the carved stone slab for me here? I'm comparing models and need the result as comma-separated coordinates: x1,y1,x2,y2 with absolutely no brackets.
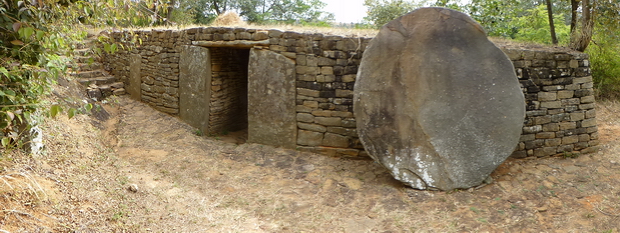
354,7,525,190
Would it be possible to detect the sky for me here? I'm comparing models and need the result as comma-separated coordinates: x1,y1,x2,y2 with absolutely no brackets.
322,0,472,24
323,0,368,23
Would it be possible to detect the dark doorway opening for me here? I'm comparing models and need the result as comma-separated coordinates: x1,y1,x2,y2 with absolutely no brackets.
208,48,249,143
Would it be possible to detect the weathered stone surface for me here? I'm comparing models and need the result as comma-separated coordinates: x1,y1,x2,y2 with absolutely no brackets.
179,46,211,134
128,54,142,100
354,8,525,190
247,49,297,148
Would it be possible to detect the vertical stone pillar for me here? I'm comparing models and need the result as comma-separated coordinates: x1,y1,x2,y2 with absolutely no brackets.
179,46,212,134
247,49,297,148
128,53,142,100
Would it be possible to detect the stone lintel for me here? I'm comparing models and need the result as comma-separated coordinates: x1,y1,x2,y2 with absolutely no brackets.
192,39,270,48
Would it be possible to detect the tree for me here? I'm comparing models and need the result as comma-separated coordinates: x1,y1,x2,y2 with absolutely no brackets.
363,0,422,28
569,0,594,51
546,0,559,44
185,0,333,25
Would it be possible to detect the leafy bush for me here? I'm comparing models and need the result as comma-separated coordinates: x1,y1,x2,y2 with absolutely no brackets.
512,5,570,45
588,34,620,98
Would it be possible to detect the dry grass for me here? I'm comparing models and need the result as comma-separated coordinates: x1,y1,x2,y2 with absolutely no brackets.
212,12,245,27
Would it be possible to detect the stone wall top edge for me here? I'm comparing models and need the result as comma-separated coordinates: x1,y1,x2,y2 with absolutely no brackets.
102,27,586,57
102,27,375,40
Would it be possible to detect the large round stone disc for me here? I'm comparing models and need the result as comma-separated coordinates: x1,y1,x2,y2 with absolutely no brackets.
354,7,525,190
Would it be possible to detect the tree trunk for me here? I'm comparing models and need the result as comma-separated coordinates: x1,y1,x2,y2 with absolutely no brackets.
546,0,558,44
570,0,579,33
213,0,222,15
166,0,176,25
570,0,594,52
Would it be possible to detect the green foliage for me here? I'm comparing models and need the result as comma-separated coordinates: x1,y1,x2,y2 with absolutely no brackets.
0,1,71,150
363,0,421,28
182,0,334,25
512,5,570,44
588,33,620,98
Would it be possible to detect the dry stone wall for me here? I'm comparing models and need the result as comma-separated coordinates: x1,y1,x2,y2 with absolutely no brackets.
208,48,249,134
503,47,599,157
102,27,598,158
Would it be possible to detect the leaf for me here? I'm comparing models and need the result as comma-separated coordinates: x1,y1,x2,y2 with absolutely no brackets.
12,22,21,32
68,108,77,119
0,67,8,76
10,40,24,45
35,30,44,40
85,103,93,112
50,105,62,118
1,137,9,147
6,111,14,121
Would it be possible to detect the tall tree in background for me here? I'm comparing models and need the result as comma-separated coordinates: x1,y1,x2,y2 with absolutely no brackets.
185,0,333,25
570,0,594,51
546,0,559,44
363,0,421,28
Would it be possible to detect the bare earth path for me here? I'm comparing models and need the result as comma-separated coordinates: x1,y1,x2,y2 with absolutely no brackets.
2,94,620,232
110,96,620,232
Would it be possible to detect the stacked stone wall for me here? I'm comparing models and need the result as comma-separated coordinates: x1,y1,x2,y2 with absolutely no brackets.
208,48,249,134
102,27,598,158
503,48,598,157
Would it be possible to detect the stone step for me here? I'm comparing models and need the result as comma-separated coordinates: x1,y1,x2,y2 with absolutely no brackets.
68,62,103,71
74,48,95,57
78,76,116,86
70,70,107,79
75,41,96,50
75,55,97,64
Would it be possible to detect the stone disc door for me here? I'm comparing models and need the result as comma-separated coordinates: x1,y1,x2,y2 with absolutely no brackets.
247,49,297,148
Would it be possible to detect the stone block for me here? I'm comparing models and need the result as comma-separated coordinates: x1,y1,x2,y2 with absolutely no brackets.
342,74,356,82
317,75,336,82
590,132,599,140
298,122,327,133
520,134,535,142
578,134,590,142
315,117,342,126
534,147,557,157
311,110,332,117
581,118,596,128
335,89,353,98
570,111,585,121
540,101,561,109
523,125,542,134
580,96,595,103
297,88,320,97
579,103,595,110
534,115,552,125
538,92,557,101
545,138,562,147
536,132,555,139
297,113,315,123
559,122,577,130
557,90,574,99
557,144,574,153
322,133,349,147
573,76,593,84
321,66,334,75
562,135,579,145
303,101,319,108
297,130,323,146
327,127,358,137
542,123,559,132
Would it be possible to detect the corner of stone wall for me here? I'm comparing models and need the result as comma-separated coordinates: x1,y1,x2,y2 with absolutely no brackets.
501,47,599,158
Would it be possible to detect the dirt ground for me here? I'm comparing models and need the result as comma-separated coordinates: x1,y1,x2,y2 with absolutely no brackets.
1,85,620,232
